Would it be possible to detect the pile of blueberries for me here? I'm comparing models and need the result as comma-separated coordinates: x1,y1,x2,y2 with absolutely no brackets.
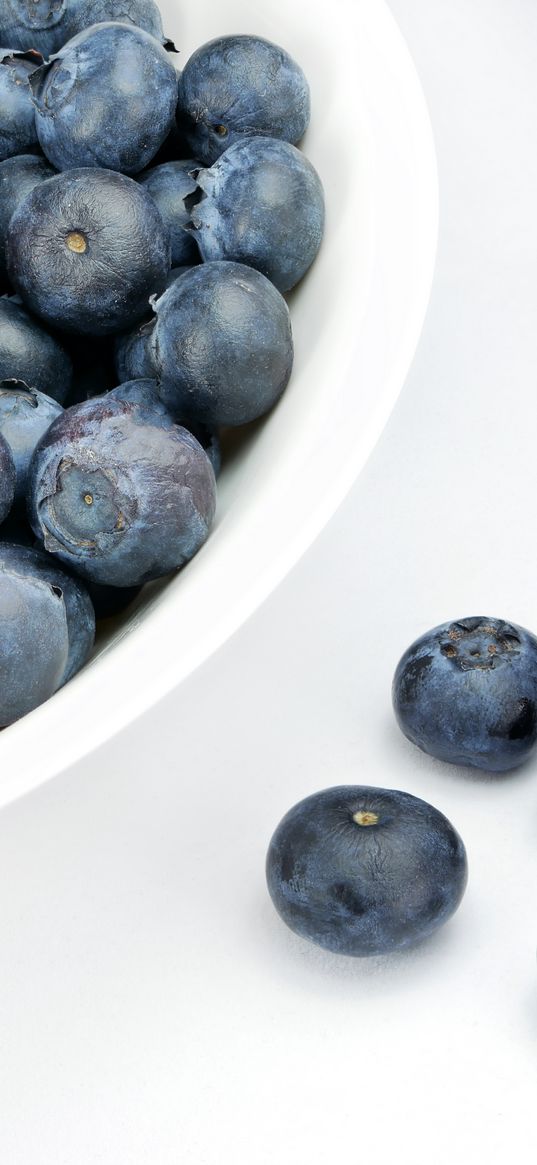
0,2,325,727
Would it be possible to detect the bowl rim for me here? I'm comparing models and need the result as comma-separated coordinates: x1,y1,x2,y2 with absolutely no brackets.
0,0,439,812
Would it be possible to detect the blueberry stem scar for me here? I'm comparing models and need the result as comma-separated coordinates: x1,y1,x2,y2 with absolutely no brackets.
353,811,379,827
83,493,93,505
66,232,87,254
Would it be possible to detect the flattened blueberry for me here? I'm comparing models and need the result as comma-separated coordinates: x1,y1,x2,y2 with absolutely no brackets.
266,786,468,956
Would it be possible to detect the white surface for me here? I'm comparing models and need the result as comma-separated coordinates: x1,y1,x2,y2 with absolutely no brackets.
0,0,438,803
1,1,537,1162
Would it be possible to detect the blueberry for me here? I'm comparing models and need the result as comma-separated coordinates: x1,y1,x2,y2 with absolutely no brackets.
64,0,174,48
0,541,94,684
138,161,201,267
0,563,69,725
266,786,468,957
0,296,72,402
0,155,56,287
0,378,63,498
148,262,294,427
7,168,170,335
393,617,537,772
106,376,171,419
0,49,43,163
108,377,221,476
114,319,157,384
0,2,68,58
28,391,217,587
113,266,195,383
0,432,16,524
177,35,310,167
187,137,325,292
30,23,179,175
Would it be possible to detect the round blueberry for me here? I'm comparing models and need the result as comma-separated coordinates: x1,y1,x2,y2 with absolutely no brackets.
393,616,537,772
0,553,69,726
28,393,217,587
0,432,16,524
0,541,94,684
30,23,179,175
187,137,325,292
6,168,170,335
266,786,468,957
0,155,56,287
0,1,70,57
177,35,310,167
0,296,72,403
0,378,63,497
64,0,174,47
138,161,201,267
108,377,221,476
149,261,294,427
0,49,43,163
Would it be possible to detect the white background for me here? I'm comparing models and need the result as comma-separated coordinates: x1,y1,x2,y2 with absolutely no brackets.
1,1,536,1160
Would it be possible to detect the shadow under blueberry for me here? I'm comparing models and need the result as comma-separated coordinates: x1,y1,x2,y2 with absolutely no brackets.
256,891,465,995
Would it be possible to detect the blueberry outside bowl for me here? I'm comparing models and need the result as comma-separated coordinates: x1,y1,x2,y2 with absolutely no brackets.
0,0,438,807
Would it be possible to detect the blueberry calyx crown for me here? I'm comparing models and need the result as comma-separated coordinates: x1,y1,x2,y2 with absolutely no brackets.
439,617,521,671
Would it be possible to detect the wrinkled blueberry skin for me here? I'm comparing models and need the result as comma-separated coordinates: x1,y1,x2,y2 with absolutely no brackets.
0,296,72,402
114,319,157,384
7,168,170,335
177,35,310,168
149,262,294,426
108,377,221,476
393,617,537,772
189,137,325,293
28,392,217,587
0,155,56,286
0,49,43,162
0,432,16,523
113,267,194,382
30,23,178,175
266,786,468,957
0,1,69,58
0,379,63,497
0,541,94,684
64,0,173,47
0,560,69,726
138,161,201,267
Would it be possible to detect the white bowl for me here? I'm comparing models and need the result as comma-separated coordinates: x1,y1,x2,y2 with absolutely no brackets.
0,0,438,809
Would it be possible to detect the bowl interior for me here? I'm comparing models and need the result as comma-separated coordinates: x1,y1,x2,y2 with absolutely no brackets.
0,0,438,808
